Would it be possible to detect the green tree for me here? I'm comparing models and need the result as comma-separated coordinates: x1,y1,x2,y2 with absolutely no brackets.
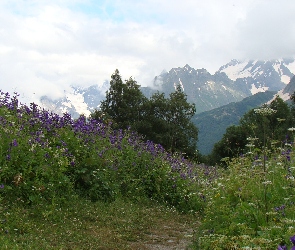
92,69,147,129
209,95,293,165
210,125,248,165
166,85,198,157
140,85,198,158
91,71,198,159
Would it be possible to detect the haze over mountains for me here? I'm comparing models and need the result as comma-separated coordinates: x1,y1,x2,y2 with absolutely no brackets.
39,58,295,154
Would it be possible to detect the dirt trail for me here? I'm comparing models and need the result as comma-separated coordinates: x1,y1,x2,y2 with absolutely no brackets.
129,224,196,250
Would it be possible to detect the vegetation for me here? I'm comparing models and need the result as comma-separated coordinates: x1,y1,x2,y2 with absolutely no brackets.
1,69,295,249
91,69,198,158
194,105,295,249
193,91,276,155
0,90,210,249
208,95,295,165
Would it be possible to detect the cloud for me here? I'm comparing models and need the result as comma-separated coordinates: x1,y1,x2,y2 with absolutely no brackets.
0,0,294,105
236,0,295,60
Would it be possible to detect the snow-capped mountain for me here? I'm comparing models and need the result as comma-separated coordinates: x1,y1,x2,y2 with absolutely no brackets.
152,64,248,113
40,81,109,118
218,59,295,94
39,58,295,118
153,59,295,113
268,75,295,103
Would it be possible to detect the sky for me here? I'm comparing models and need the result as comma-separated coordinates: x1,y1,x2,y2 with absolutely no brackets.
1,0,295,104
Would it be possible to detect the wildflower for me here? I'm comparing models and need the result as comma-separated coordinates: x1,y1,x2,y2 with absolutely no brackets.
12,139,18,147
288,127,295,132
290,234,295,245
254,107,277,116
262,180,272,185
278,245,287,250
0,184,4,189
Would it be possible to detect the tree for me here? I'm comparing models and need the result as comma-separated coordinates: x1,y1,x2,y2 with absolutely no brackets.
139,85,198,158
91,71,199,159
165,85,198,157
209,95,294,165
210,125,248,165
92,69,147,130
240,96,293,146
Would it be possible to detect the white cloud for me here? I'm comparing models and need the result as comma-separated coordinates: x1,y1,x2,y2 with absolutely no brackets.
236,0,295,60
0,0,294,105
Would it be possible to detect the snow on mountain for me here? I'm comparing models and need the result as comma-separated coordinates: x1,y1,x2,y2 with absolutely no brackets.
220,59,295,83
152,64,248,114
39,58,295,118
40,83,108,118
268,75,295,103
218,59,295,95
218,60,251,81
63,91,91,117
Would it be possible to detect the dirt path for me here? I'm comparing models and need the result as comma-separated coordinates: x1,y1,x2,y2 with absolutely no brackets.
129,221,197,250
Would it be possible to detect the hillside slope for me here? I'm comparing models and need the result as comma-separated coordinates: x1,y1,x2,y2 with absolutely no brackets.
193,91,276,155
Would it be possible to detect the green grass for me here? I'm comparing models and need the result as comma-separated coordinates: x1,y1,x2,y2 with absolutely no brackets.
0,196,197,249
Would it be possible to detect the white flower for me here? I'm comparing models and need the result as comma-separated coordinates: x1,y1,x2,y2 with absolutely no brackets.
254,107,277,116
262,180,272,185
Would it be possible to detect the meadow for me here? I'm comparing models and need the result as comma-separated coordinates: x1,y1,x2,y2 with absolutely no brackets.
0,90,295,249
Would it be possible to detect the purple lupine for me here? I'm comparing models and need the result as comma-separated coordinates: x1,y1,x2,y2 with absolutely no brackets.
278,245,287,250
12,139,18,147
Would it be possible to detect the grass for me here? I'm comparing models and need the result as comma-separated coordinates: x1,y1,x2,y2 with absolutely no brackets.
0,196,197,249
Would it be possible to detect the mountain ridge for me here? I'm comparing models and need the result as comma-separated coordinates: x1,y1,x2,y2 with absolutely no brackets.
39,58,295,120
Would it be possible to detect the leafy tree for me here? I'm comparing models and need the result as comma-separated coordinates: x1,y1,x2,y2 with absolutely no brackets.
209,95,294,165
135,91,168,145
91,70,199,159
165,85,198,157
210,125,248,165
91,69,147,129
137,85,198,158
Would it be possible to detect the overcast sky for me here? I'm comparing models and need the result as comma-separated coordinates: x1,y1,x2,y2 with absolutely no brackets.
1,0,295,104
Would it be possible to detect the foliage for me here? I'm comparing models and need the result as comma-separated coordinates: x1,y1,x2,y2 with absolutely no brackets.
193,91,276,155
95,69,147,130
209,95,294,165
3,87,295,249
92,70,198,159
0,90,209,212
193,107,295,249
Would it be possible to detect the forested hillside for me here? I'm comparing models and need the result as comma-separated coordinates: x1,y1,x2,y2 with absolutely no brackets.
194,91,276,155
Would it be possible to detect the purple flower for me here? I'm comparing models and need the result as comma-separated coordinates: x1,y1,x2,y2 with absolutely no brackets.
12,139,18,147
290,234,295,245
0,184,4,189
278,245,287,250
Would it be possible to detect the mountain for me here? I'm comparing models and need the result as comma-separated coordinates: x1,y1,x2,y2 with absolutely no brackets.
269,75,295,103
40,82,109,118
153,64,247,113
194,74,295,155
192,91,276,155
218,59,295,94
152,59,295,114
39,58,295,119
